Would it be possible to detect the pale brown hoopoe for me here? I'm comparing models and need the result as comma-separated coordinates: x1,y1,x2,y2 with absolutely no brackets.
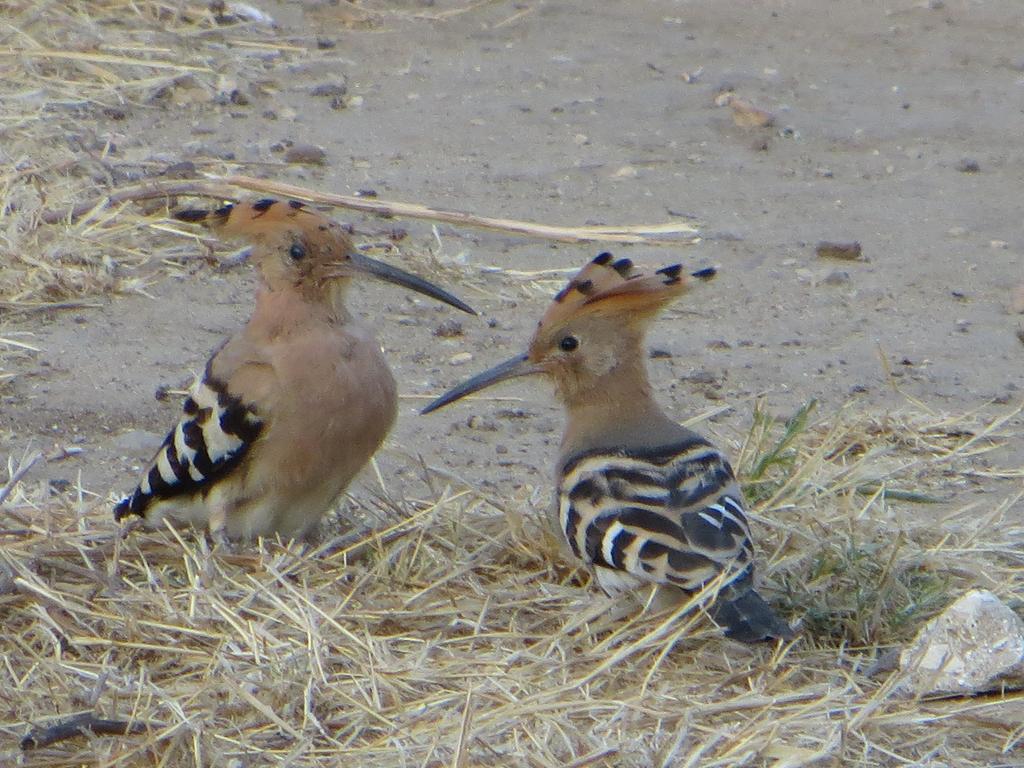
114,198,474,540
423,253,792,642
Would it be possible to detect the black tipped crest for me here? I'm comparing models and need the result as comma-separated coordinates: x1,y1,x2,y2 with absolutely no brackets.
592,252,614,266
656,264,683,284
174,203,234,223
174,209,209,223
252,198,276,212
287,200,306,209
691,267,718,281
555,277,594,303
611,258,634,277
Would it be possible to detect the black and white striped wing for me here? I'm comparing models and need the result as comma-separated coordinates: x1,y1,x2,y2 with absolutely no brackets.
558,437,754,594
114,370,263,521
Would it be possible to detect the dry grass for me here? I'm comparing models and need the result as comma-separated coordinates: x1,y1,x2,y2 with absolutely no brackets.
2,401,1023,766
0,0,276,309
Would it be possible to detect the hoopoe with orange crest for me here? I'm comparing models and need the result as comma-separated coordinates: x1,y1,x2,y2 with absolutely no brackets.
114,198,474,541
423,253,792,643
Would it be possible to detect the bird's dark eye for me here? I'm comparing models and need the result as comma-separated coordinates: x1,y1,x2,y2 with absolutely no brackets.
288,242,307,261
559,335,579,352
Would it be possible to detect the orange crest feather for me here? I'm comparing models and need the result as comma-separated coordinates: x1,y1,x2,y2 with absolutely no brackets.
536,253,691,333
175,198,345,242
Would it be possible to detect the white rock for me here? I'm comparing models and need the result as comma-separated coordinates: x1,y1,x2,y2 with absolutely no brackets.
895,589,1024,697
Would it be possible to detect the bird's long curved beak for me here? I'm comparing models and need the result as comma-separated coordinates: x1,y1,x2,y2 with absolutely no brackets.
421,353,542,414
336,252,475,315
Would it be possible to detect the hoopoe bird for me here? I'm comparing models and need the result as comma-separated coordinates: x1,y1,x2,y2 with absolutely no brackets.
422,254,792,642
114,198,474,540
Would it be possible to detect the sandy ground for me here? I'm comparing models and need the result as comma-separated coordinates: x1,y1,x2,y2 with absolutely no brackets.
4,0,1024,523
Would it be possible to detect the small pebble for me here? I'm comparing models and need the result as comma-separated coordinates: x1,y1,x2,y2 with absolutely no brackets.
947,226,968,237
162,161,196,178
685,370,717,385
466,415,498,431
284,143,327,165
955,158,980,173
449,352,474,366
680,66,703,83
649,349,672,359
821,270,851,286
729,97,774,128
310,82,347,98
815,241,863,261
433,319,464,338
990,240,1008,249
496,409,529,420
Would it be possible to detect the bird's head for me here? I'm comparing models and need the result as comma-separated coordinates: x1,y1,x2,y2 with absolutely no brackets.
421,252,716,413
175,198,474,314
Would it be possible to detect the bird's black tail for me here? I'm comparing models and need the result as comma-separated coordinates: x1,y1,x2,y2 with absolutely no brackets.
113,493,143,522
711,587,794,644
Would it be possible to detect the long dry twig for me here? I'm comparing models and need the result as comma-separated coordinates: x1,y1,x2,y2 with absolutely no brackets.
40,175,700,245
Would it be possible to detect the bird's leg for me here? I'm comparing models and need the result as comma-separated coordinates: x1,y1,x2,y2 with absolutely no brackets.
207,501,232,551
